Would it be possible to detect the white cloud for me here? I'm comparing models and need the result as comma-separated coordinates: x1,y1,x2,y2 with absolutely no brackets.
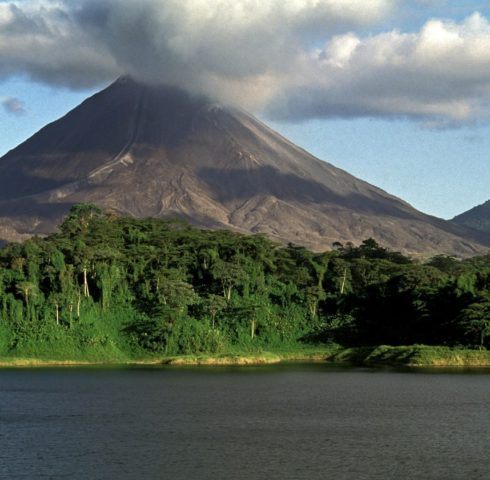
0,0,390,89
3,2,490,126
268,13,490,126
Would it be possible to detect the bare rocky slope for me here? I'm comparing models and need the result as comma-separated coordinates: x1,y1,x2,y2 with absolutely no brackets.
453,200,490,234
0,77,488,256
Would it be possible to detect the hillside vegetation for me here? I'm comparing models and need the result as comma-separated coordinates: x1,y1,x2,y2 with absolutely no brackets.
0,204,489,363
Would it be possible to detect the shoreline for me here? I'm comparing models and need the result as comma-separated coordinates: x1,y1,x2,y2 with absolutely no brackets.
1,345,490,368
326,345,490,368
0,350,330,368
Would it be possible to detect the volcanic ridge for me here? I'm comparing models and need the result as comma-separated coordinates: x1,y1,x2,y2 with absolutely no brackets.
0,76,489,257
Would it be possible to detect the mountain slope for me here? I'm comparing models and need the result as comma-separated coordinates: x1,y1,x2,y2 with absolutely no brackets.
453,200,490,233
0,77,488,256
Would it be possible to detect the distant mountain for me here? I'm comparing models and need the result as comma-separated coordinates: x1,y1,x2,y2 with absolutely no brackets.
0,76,488,256
453,200,490,234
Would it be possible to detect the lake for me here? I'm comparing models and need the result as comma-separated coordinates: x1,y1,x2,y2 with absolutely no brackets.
0,364,489,479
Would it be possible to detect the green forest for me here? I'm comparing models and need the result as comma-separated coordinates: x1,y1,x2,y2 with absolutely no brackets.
0,204,489,362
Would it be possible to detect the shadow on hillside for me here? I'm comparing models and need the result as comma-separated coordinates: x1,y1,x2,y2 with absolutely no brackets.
0,197,73,237
198,166,416,219
0,170,68,202
198,165,490,247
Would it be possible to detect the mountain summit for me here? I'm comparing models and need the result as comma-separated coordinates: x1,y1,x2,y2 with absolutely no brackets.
453,200,490,234
0,77,488,255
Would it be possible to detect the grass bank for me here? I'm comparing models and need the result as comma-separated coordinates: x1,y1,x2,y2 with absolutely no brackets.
160,345,336,365
0,345,339,368
327,345,490,367
1,345,490,368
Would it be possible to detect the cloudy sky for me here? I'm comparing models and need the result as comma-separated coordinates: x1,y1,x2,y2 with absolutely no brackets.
1,0,490,218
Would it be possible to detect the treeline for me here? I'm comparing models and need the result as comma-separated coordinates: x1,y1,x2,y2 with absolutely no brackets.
0,204,489,359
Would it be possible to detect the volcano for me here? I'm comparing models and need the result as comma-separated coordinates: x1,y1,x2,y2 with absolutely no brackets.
453,200,490,234
0,77,488,256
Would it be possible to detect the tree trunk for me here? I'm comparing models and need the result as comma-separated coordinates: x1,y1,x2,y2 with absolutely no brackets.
83,267,90,297
77,291,81,318
340,268,347,295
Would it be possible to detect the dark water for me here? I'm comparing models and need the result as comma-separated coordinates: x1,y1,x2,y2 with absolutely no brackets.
0,364,489,480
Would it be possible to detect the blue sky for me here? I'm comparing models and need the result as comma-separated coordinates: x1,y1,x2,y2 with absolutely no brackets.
2,1,490,219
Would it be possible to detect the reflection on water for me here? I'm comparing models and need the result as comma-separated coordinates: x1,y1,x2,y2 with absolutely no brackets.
0,364,489,479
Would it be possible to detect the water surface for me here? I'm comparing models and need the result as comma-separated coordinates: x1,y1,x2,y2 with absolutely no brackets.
1,364,489,479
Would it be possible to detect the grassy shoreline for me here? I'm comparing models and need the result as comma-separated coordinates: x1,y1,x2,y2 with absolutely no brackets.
326,345,490,367
0,345,335,368
1,345,490,368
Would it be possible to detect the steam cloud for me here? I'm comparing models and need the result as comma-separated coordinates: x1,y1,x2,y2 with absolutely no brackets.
1,96,26,115
3,1,490,125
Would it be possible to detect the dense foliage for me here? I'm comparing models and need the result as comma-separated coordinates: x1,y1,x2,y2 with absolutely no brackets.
0,204,489,359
